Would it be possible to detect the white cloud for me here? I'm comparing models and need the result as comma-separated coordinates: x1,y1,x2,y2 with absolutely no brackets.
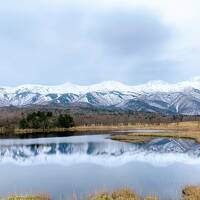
0,0,200,85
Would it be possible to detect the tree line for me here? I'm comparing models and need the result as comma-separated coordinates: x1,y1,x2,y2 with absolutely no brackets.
0,106,200,129
19,111,74,129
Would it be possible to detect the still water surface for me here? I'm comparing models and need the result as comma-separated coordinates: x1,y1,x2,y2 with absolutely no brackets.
0,133,200,199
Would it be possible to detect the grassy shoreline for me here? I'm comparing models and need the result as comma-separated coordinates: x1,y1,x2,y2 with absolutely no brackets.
3,186,200,200
1,121,200,143
71,121,200,144
109,121,200,143
0,121,197,133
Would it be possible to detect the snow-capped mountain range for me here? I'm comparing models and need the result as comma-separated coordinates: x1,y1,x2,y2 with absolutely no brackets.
2,77,200,115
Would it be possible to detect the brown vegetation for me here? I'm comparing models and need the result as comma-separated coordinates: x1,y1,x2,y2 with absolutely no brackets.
89,188,142,200
111,135,153,143
6,194,50,200
0,106,199,128
1,106,200,139
1,119,200,140
109,121,200,144
182,186,200,200
6,186,200,200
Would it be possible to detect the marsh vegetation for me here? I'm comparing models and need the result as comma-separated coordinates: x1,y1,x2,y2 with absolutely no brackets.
4,186,200,200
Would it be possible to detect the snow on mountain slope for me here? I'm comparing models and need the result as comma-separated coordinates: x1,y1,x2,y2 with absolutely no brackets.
2,77,200,114
2,81,133,95
2,77,200,95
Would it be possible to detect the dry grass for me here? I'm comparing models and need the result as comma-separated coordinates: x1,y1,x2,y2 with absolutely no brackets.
111,131,200,144
182,186,200,200
89,188,157,200
6,194,50,200
71,122,200,144
14,121,196,134
68,121,200,132
2,190,156,200
111,135,153,143
109,121,200,144
127,130,200,143
3,186,200,200
3,121,200,138
14,128,71,134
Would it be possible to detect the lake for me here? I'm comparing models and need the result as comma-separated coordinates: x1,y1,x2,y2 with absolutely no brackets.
0,132,200,199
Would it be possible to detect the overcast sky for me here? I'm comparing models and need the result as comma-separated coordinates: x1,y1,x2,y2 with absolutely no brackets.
1,0,200,86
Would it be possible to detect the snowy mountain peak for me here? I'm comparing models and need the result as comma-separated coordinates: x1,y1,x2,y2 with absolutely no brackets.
88,81,132,92
2,78,200,95
1,78,200,115
0,76,200,94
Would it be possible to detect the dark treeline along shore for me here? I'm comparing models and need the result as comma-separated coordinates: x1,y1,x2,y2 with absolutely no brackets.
0,105,200,136
0,105,200,127
19,111,74,129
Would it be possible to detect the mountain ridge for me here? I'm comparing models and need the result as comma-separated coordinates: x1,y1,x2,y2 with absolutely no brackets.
1,77,200,115
2,77,200,94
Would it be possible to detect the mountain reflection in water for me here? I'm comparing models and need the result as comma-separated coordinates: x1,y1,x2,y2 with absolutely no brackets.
0,135,200,166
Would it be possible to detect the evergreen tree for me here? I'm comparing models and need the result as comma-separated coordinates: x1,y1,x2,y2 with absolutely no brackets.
19,119,29,129
19,112,74,129
57,114,74,128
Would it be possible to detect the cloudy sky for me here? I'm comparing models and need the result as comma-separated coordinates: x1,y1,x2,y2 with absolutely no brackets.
1,0,200,86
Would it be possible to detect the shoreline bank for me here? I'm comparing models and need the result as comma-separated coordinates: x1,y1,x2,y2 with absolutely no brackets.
0,121,200,142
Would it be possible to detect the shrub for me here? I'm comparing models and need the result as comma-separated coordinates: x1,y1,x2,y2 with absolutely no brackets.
57,114,74,128
19,118,29,129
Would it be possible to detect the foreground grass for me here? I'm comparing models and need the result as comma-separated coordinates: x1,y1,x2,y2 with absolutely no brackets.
91,186,200,200
89,188,157,200
182,186,200,200
5,194,50,200
4,186,200,200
